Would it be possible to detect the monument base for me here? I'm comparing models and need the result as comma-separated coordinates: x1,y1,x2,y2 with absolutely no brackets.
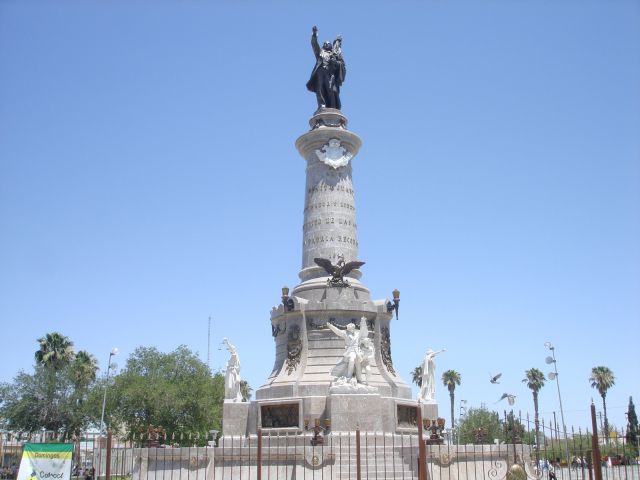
329,393,386,431
421,399,439,421
222,401,249,436
130,441,533,480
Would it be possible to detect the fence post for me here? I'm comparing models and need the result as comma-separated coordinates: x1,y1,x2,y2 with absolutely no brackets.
417,405,427,480
586,451,593,480
257,428,262,480
105,431,112,480
590,402,603,480
355,427,361,480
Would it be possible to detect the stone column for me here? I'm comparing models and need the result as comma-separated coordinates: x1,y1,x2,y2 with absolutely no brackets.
295,109,363,283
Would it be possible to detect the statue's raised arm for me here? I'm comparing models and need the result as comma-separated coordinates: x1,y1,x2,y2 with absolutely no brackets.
326,321,346,339
427,349,446,359
310,25,320,59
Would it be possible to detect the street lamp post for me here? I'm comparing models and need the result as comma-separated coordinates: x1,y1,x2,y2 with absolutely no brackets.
99,347,119,435
545,341,569,467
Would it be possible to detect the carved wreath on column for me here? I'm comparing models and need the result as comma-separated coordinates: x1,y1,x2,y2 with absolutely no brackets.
285,324,302,374
380,327,396,375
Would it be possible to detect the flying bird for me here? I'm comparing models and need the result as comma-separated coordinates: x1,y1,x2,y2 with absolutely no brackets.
490,373,502,384
496,393,516,406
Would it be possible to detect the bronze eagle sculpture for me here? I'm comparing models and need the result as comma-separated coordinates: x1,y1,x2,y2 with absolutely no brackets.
314,254,365,287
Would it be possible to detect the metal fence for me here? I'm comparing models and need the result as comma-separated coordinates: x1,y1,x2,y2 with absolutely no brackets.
1,418,638,480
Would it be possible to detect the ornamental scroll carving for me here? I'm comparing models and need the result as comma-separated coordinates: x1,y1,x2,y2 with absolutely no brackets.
381,326,396,375
285,324,302,375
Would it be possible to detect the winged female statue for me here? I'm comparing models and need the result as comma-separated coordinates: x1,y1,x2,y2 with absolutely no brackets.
326,316,375,388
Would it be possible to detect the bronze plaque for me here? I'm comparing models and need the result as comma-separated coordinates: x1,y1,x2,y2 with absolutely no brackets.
260,403,300,428
397,404,418,428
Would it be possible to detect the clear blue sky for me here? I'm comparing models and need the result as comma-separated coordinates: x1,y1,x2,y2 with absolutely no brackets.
1,1,638,433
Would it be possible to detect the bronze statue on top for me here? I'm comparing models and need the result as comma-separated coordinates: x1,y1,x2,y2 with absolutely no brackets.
306,26,346,111
314,254,364,288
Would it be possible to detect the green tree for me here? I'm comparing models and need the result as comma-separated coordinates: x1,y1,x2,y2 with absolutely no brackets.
567,433,594,457
457,407,503,444
106,346,226,444
0,332,102,440
411,366,423,387
0,369,50,434
0,333,99,439
523,368,545,454
35,332,75,370
66,351,99,436
0,364,95,439
589,366,615,440
441,370,461,429
625,396,638,455
503,410,526,444
34,332,76,433
70,351,98,389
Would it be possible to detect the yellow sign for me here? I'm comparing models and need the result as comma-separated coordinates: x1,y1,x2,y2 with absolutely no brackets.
17,444,73,480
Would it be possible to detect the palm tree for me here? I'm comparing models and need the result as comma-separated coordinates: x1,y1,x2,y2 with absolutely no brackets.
34,332,75,438
411,366,423,387
523,368,545,456
441,370,461,429
240,380,252,402
590,366,615,440
35,332,74,370
71,350,98,388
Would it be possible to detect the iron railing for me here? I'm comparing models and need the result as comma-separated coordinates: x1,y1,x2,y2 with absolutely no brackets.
1,415,638,480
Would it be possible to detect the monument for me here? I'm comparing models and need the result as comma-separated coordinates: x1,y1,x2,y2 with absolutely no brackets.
128,26,533,480
222,26,438,439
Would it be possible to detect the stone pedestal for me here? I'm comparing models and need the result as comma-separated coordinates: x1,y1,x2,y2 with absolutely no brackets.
421,400,439,421
222,401,249,436
329,393,385,431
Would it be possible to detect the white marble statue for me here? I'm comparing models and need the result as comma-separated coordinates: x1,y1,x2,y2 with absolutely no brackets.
359,337,375,385
223,338,243,402
326,316,375,390
417,348,446,402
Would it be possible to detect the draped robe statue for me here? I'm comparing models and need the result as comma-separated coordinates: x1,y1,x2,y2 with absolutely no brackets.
417,348,446,401
223,338,243,402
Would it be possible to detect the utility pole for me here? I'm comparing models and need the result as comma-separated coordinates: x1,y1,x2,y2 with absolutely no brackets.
207,317,212,370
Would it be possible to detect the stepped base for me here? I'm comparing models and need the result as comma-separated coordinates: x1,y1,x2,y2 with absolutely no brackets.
132,437,533,480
